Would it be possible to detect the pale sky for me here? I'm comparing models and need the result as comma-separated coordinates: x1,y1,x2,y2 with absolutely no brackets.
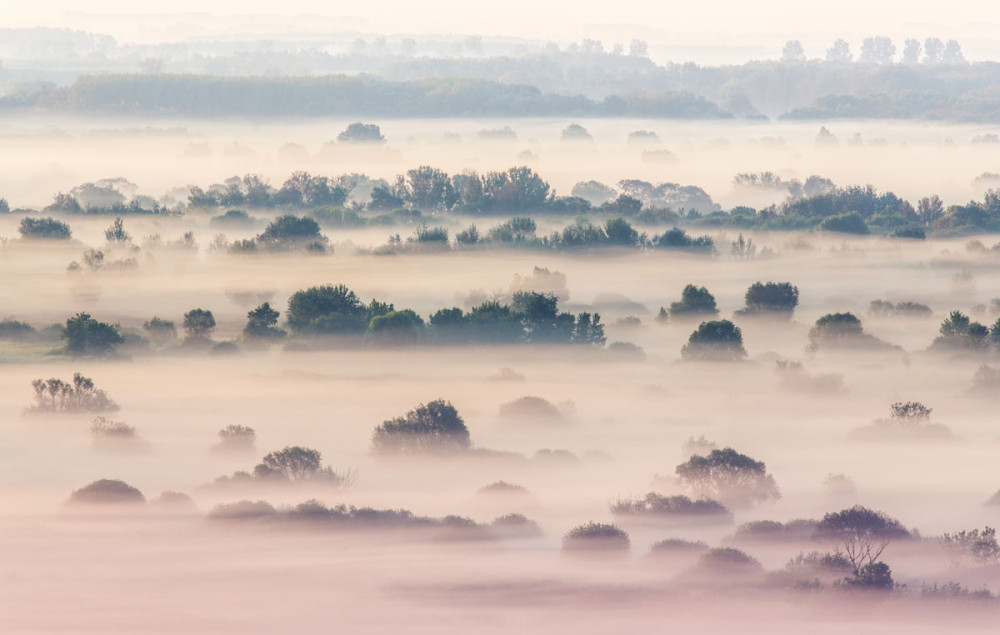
6,0,999,63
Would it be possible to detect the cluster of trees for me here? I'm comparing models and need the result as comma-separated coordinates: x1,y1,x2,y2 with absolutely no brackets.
782,37,965,66
930,310,1000,353
28,373,118,413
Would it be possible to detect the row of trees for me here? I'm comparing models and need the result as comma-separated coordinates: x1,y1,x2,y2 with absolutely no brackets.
782,37,965,65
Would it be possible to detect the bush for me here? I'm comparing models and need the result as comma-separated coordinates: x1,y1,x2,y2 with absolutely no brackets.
807,312,896,351
498,396,563,423
818,211,869,234
214,425,257,452
842,561,894,589
142,316,177,346
562,522,630,552
68,479,145,506
208,500,278,521
371,400,472,455
0,318,37,341
610,493,732,521
649,538,710,555
89,416,137,440
696,547,764,574
681,320,747,361
19,217,72,240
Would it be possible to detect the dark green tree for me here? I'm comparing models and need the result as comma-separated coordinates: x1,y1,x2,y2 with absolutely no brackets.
142,316,177,346
286,284,371,335
737,282,799,317
19,217,72,240
371,399,471,454
681,320,747,361
183,309,216,341
243,302,285,340
62,313,123,357
366,309,425,346
669,284,719,317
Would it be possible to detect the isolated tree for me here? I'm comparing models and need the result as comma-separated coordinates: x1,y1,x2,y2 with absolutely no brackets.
917,195,944,225
781,40,806,62
183,308,216,341
371,399,471,454
681,320,747,361
104,217,131,244
257,446,323,480
68,479,145,506
737,282,799,317
62,312,123,357
815,505,909,572
825,38,852,62
676,448,780,507
560,123,593,142
337,122,385,144
669,284,719,318
807,312,866,350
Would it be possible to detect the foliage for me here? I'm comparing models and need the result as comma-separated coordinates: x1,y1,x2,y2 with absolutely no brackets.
243,302,285,340
562,522,630,551
371,399,472,454
842,561,894,589
68,479,145,505
652,227,715,252
19,217,72,240
675,447,781,506
104,217,131,244
337,122,385,144
609,493,732,519
940,527,1000,566
62,312,123,357
286,284,372,335
142,316,177,346
89,416,136,440
815,505,909,571
737,282,799,317
681,320,747,361
668,284,719,317
183,308,216,341
29,373,119,413
256,215,325,250
366,309,425,345
696,547,764,574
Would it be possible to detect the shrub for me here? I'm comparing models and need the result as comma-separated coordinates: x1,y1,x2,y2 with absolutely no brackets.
207,500,277,521
214,425,257,452
807,312,896,351
19,217,72,240
940,527,1000,566
498,396,562,422
842,561,894,589
0,318,37,341
89,416,137,440
562,522,630,551
371,400,471,455
68,479,145,506
696,547,764,574
610,493,732,520
142,317,177,346
649,538,710,555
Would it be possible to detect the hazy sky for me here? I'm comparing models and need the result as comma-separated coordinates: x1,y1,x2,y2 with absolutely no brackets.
9,1,1000,63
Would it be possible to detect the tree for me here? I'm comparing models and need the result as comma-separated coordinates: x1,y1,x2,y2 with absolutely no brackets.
923,37,944,64
825,38,852,63
669,285,719,318
257,446,323,480
62,313,123,357
560,123,593,142
243,302,285,340
603,217,639,246
628,39,649,57
371,400,471,454
183,308,216,341
815,505,909,572
19,217,72,240
256,215,324,250
859,36,896,64
675,447,781,507
29,373,119,413
68,479,145,506
942,39,965,64
286,284,370,335
104,217,131,244
681,320,747,361
807,312,863,350
917,195,944,225
142,316,177,346
337,122,386,144
366,309,425,346
737,281,799,317
902,39,922,64
405,166,457,210
782,40,805,63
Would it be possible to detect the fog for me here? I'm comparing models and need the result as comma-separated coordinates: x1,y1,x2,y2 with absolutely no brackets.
1,226,1000,631
1,116,999,210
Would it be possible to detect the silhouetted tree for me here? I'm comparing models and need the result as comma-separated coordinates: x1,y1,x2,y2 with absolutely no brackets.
183,309,216,341
675,447,780,506
371,400,471,454
681,320,746,361
62,313,123,357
